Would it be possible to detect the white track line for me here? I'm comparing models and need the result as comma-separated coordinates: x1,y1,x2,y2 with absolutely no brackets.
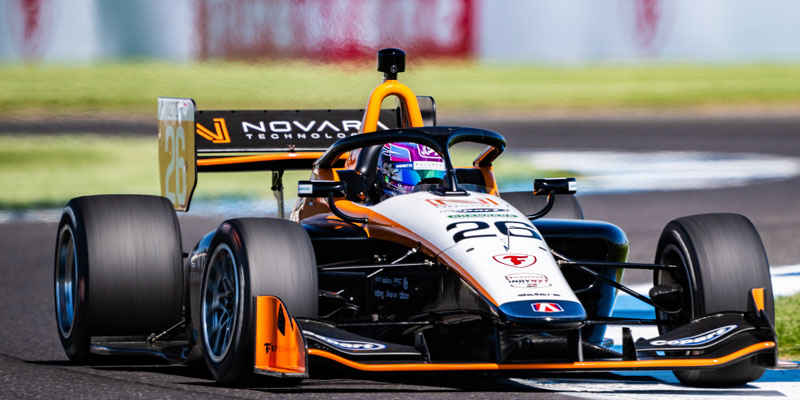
511,377,799,400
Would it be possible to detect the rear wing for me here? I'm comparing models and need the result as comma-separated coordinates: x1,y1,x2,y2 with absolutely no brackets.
157,97,435,211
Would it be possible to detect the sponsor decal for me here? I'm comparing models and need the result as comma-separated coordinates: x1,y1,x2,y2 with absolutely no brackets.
196,118,231,143
418,145,440,159
447,213,517,219
306,331,386,351
264,342,298,354
194,110,401,151
245,131,358,141
373,276,411,301
532,302,564,313
649,325,737,347
391,277,409,290
454,208,509,213
413,160,445,171
426,198,499,207
493,253,537,268
517,293,561,297
297,184,312,194
241,119,389,141
505,273,551,288
373,289,409,301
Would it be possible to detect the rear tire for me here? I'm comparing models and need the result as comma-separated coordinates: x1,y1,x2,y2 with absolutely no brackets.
654,213,773,387
200,218,317,384
54,195,183,363
501,192,584,219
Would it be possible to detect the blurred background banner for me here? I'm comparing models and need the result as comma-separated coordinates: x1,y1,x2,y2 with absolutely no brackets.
479,0,800,63
197,0,475,60
0,0,476,62
2,0,800,63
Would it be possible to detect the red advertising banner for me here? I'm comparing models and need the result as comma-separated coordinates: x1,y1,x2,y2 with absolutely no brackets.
196,0,475,60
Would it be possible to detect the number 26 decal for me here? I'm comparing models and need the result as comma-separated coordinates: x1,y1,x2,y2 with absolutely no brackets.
446,221,542,243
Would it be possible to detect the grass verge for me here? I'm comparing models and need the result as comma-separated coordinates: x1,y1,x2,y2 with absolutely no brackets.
0,134,560,210
776,294,800,360
1,61,799,115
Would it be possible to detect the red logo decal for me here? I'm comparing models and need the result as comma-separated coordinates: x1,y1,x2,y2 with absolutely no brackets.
493,253,537,268
426,198,499,207
532,303,564,313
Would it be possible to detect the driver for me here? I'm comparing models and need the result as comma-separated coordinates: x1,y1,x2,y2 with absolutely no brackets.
376,142,446,199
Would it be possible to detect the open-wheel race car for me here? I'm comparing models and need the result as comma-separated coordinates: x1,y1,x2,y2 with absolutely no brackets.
54,49,783,388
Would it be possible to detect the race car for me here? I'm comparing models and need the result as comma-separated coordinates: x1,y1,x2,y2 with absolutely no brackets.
54,48,781,388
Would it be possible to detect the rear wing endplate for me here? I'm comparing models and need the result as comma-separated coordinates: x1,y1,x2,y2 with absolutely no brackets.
157,97,435,211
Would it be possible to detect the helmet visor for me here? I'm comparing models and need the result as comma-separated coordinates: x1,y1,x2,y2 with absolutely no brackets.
390,163,446,186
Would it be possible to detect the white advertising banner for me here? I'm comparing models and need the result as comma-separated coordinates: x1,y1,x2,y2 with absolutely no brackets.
1,0,799,63
478,0,800,63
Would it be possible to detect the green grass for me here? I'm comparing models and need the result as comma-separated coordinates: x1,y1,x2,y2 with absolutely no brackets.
1,61,799,115
0,135,158,209
776,294,800,360
0,134,558,210
0,134,296,209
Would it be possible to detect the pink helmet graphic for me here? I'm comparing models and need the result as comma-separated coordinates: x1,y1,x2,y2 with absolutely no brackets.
377,142,446,197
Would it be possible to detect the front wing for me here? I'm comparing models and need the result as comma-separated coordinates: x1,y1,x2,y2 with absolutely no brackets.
255,289,779,375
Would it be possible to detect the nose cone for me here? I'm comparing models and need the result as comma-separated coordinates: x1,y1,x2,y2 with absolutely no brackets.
498,300,587,323
377,48,405,79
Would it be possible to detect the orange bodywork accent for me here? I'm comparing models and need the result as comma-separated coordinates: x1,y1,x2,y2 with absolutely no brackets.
254,296,307,375
477,166,499,195
361,80,424,133
752,288,766,312
197,152,345,167
308,341,775,372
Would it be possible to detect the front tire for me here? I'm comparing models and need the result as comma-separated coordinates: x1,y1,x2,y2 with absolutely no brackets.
200,218,318,384
654,213,773,387
54,195,183,363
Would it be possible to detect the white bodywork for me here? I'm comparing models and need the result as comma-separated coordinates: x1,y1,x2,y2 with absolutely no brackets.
370,191,582,311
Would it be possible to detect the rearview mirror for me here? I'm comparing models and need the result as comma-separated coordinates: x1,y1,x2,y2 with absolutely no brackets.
297,180,347,198
533,177,577,196
297,180,366,224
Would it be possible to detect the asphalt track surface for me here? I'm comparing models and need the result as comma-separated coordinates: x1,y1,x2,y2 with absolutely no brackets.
1,115,799,399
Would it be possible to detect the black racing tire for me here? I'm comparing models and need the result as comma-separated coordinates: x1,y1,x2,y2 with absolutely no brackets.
654,213,773,387
54,195,183,363
500,192,584,219
199,218,318,384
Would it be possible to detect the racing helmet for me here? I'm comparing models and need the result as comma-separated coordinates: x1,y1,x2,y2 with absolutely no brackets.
377,142,446,197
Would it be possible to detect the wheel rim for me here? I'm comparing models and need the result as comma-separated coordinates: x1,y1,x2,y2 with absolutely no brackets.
656,243,694,333
202,243,240,363
55,225,78,338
